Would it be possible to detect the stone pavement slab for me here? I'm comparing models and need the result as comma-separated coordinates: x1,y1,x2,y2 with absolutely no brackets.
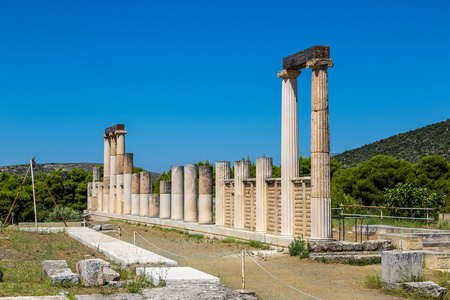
136,266,219,286
67,227,177,266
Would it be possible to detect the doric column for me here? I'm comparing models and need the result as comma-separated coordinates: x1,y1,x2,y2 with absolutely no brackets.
140,171,151,216
199,166,213,224
103,135,110,212
184,164,198,222
123,153,133,214
160,181,171,219
215,161,230,226
131,173,140,215
109,134,117,213
234,160,250,229
149,194,160,217
171,166,184,220
278,69,301,237
256,157,273,233
115,130,126,214
307,58,334,241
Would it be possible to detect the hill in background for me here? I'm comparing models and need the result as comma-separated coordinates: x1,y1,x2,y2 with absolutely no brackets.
0,162,160,181
334,119,450,168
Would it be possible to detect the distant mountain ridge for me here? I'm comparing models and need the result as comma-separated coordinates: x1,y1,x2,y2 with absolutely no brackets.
0,162,160,181
334,119,450,168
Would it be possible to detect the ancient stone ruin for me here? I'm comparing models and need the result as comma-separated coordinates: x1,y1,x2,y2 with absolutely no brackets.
87,46,334,244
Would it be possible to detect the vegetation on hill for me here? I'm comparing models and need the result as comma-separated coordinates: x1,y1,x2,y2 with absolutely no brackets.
0,163,101,177
334,119,450,168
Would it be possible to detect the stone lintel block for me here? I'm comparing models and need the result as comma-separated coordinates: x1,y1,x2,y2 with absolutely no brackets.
309,241,363,252
382,250,423,283
362,240,391,251
282,46,330,70
105,124,125,135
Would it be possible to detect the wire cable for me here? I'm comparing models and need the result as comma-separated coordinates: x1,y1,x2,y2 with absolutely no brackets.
244,250,322,300
135,231,241,259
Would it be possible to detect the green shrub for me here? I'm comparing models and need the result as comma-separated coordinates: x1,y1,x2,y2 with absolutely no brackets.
45,206,82,222
288,236,310,258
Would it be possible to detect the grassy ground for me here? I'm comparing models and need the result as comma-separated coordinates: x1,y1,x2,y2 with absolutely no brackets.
0,227,150,298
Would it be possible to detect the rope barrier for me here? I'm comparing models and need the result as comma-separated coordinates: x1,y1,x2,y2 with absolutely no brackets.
135,231,241,259
128,228,322,299
244,250,322,300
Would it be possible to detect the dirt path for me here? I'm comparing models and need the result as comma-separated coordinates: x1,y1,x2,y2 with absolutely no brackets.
102,222,402,300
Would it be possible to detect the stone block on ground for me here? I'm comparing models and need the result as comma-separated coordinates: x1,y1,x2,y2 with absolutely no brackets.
92,225,101,231
382,251,423,283
136,266,219,286
76,258,120,286
403,281,446,298
309,241,362,252
378,233,423,250
362,240,391,251
42,260,79,285
101,224,113,230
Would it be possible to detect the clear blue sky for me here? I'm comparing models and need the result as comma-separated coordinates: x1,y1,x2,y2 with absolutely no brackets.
1,1,449,173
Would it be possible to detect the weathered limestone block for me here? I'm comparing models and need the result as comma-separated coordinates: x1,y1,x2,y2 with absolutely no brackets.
149,194,160,218
422,251,450,270
102,224,113,230
382,250,423,283
184,164,198,222
42,260,80,285
402,281,446,298
309,241,363,252
378,233,423,250
362,240,391,251
171,166,184,220
131,173,140,215
160,181,171,219
93,225,101,231
215,161,230,226
76,259,120,286
199,166,213,224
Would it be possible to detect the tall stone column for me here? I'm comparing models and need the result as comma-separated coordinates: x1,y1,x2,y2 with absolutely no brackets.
115,130,126,214
256,157,273,233
184,164,198,222
103,135,110,212
307,58,334,241
140,171,151,217
109,134,117,213
149,194,160,217
215,161,230,226
199,166,213,224
87,182,93,210
278,69,301,237
131,173,140,215
123,153,133,214
234,160,250,229
160,181,171,219
97,182,103,211
93,167,101,211
171,166,184,221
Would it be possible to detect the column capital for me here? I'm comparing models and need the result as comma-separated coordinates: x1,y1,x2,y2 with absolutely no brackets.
306,58,334,69
115,130,127,135
277,69,301,79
